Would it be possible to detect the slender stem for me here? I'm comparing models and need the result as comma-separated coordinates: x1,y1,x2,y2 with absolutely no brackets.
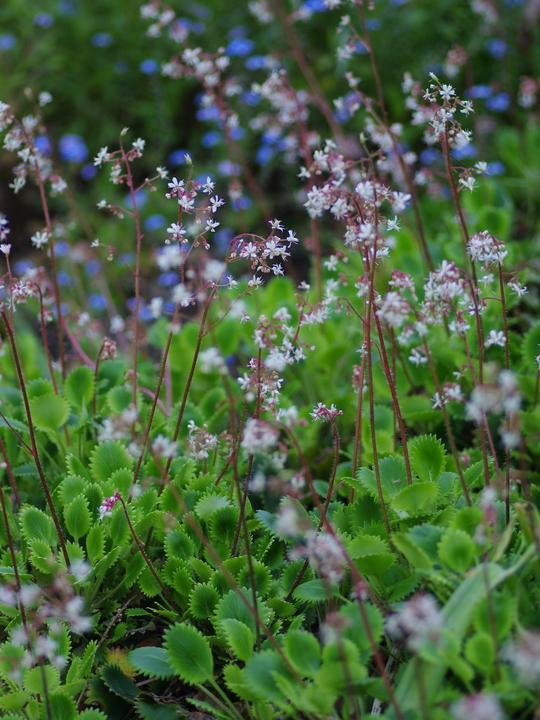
117,495,180,614
0,487,27,634
0,434,22,507
1,311,70,565
498,264,511,524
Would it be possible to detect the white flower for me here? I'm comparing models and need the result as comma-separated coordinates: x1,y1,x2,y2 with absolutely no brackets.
31,231,49,249
93,147,109,166
485,330,505,348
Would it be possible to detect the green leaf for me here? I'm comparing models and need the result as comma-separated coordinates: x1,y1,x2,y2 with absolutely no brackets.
64,495,91,541
194,492,230,521
164,623,213,685
89,441,132,484
292,579,339,602
284,630,321,678
129,647,175,680
473,591,515,640
221,618,254,662
189,583,219,620
29,393,70,433
107,386,133,413
77,710,108,720
64,366,95,411
391,482,439,517
23,666,60,694
45,690,76,720
243,650,292,705
409,435,446,482
392,533,434,570
464,632,495,672
437,528,476,573
135,699,180,720
101,664,139,701
20,506,56,545
27,378,55,399
86,524,105,563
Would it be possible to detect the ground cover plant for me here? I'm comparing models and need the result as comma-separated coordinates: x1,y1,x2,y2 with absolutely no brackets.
0,0,540,718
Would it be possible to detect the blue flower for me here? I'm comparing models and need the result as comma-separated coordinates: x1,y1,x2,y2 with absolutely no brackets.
256,145,275,166
59,134,88,163
80,163,97,181
202,130,222,148
302,0,325,12
158,272,178,287
245,55,267,71
144,214,166,232
168,149,190,166
226,38,254,57
57,271,74,286
420,148,440,165
34,13,54,28
91,32,113,47
230,127,245,141
365,19,380,30
0,35,16,51
486,93,510,112
452,144,477,160
35,135,52,157
85,260,100,276
487,161,505,176
196,106,220,122
466,85,493,99
55,241,69,256
140,59,158,74
89,293,107,310
241,90,260,106
485,38,507,58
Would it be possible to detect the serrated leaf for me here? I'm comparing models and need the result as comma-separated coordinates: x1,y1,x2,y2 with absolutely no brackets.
27,378,55,399
135,699,179,720
64,366,95,411
391,482,439,517
438,528,476,573
392,533,434,570
243,650,291,704
77,710,108,720
101,663,140,701
292,579,340,602
522,321,540,368
194,492,230,521
464,632,495,672
29,392,70,433
129,647,175,680
23,665,60,694
221,618,254,661
473,591,515,640
164,623,213,684
46,689,76,720
64,495,91,541
409,435,445,483
284,630,320,678
20,506,56,545
89,441,132,484
59,476,87,506
107,386,133,413
189,583,219,620
86,524,105,563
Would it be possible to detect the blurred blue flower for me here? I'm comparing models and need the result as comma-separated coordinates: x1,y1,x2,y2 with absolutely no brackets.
214,228,234,254
168,149,189,165
91,32,113,47
256,145,275,166
504,0,525,5
55,241,69,256
202,130,222,148
230,127,245,141
486,93,510,112
89,293,107,310
119,252,135,265
487,161,505,176
14,260,34,274
0,35,16,51
452,144,477,160
163,301,175,313
420,148,440,164
35,135,52,157
158,272,178,287
196,106,221,122
140,58,158,74
226,38,254,57
390,0,412,4
124,189,148,210
365,19,380,30
245,55,267,71
232,196,252,210
58,0,79,15
466,85,492,99
57,271,74,286
217,160,240,176
302,0,325,11
140,306,154,321
34,13,54,28
485,38,507,58
144,214,166,231
241,90,260,106
85,260,100,276
80,163,97,180
59,134,88,163
191,21,205,34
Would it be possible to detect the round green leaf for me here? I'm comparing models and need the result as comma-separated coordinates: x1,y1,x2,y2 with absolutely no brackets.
391,482,439,516
64,366,95,411
438,528,476,573
29,392,70,432
284,630,321,678
221,618,254,662
164,623,213,685
64,495,91,541
129,647,175,680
